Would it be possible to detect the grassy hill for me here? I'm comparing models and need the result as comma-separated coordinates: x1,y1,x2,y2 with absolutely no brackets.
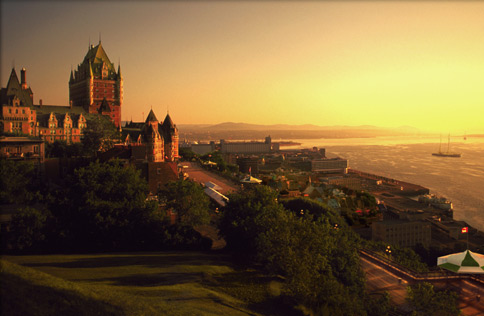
1,252,291,316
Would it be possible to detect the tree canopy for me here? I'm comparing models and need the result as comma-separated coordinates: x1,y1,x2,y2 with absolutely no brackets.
50,159,158,251
218,186,369,315
81,115,120,156
159,179,211,227
407,282,460,316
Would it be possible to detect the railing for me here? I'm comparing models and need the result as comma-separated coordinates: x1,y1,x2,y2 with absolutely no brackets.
360,249,484,285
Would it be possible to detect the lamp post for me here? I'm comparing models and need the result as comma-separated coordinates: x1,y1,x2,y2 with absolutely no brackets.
385,245,392,259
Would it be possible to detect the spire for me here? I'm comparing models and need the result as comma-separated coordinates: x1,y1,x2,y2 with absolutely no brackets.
117,59,122,79
162,112,175,129
99,32,101,44
70,67,74,82
145,109,158,123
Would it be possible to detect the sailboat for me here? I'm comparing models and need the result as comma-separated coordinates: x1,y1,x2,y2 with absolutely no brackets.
432,134,461,158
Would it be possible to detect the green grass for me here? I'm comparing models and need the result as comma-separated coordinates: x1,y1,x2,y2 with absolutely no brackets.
1,252,292,316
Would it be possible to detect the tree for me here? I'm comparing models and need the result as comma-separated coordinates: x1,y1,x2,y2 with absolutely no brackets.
159,179,211,227
179,147,197,161
407,282,460,316
0,159,40,204
81,115,120,156
51,159,157,251
218,185,282,254
219,186,369,315
6,206,51,251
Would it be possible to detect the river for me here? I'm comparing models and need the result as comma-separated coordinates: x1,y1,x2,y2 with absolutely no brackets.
283,136,484,232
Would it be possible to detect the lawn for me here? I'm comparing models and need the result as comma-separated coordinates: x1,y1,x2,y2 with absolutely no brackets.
1,251,292,316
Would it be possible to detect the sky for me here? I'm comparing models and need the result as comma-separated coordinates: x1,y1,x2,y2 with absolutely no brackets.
2,1,484,133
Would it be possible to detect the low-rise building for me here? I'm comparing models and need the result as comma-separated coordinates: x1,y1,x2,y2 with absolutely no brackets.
311,158,348,174
0,136,45,163
372,219,431,248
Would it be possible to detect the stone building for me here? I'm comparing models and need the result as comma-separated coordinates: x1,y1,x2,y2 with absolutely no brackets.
1,41,122,144
69,41,122,127
122,110,179,162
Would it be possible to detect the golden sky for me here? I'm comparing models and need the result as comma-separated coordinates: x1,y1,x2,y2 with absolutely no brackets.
2,1,484,133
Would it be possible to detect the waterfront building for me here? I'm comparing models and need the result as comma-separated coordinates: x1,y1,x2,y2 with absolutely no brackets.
321,174,362,190
180,141,216,156
220,136,279,154
372,219,431,248
311,158,348,174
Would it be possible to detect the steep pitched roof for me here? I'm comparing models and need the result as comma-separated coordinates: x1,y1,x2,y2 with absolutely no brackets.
145,109,158,123
161,113,178,142
34,104,87,115
98,98,112,113
2,68,33,107
83,42,114,68
162,113,175,130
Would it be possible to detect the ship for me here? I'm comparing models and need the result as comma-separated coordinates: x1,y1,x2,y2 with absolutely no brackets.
432,134,461,158
418,194,453,211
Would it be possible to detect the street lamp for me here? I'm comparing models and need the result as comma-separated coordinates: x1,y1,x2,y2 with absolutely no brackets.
385,245,392,258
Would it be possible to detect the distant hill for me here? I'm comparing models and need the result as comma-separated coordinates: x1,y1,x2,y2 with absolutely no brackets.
178,122,422,141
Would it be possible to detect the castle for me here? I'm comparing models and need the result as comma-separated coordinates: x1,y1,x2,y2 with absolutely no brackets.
1,40,179,162
0,41,121,144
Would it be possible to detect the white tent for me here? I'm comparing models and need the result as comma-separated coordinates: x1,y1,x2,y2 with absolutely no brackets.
240,175,262,184
437,250,484,274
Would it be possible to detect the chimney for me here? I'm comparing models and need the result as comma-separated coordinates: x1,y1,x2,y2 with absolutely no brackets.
70,100,73,109
39,99,43,107
21,68,27,90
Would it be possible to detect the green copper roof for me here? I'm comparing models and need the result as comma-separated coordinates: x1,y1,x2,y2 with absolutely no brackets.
83,42,116,73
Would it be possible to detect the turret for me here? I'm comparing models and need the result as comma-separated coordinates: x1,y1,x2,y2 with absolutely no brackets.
21,68,27,90
117,64,122,80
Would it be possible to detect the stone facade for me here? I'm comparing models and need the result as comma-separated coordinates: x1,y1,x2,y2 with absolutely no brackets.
69,42,122,127
123,110,179,163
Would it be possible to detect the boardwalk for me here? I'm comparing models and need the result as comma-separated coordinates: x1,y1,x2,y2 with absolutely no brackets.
361,251,484,315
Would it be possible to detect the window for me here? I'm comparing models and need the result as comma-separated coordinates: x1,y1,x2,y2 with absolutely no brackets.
157,168,161,175
22,109,25,114
15,109,18,114
8,109,11,114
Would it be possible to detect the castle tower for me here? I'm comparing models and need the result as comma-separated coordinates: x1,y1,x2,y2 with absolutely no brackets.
69,41,122,127
161,112,179,161
143,109,164,162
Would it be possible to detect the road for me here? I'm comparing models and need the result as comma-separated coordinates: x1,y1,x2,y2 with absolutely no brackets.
179,161,239,195
360,255,412,313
